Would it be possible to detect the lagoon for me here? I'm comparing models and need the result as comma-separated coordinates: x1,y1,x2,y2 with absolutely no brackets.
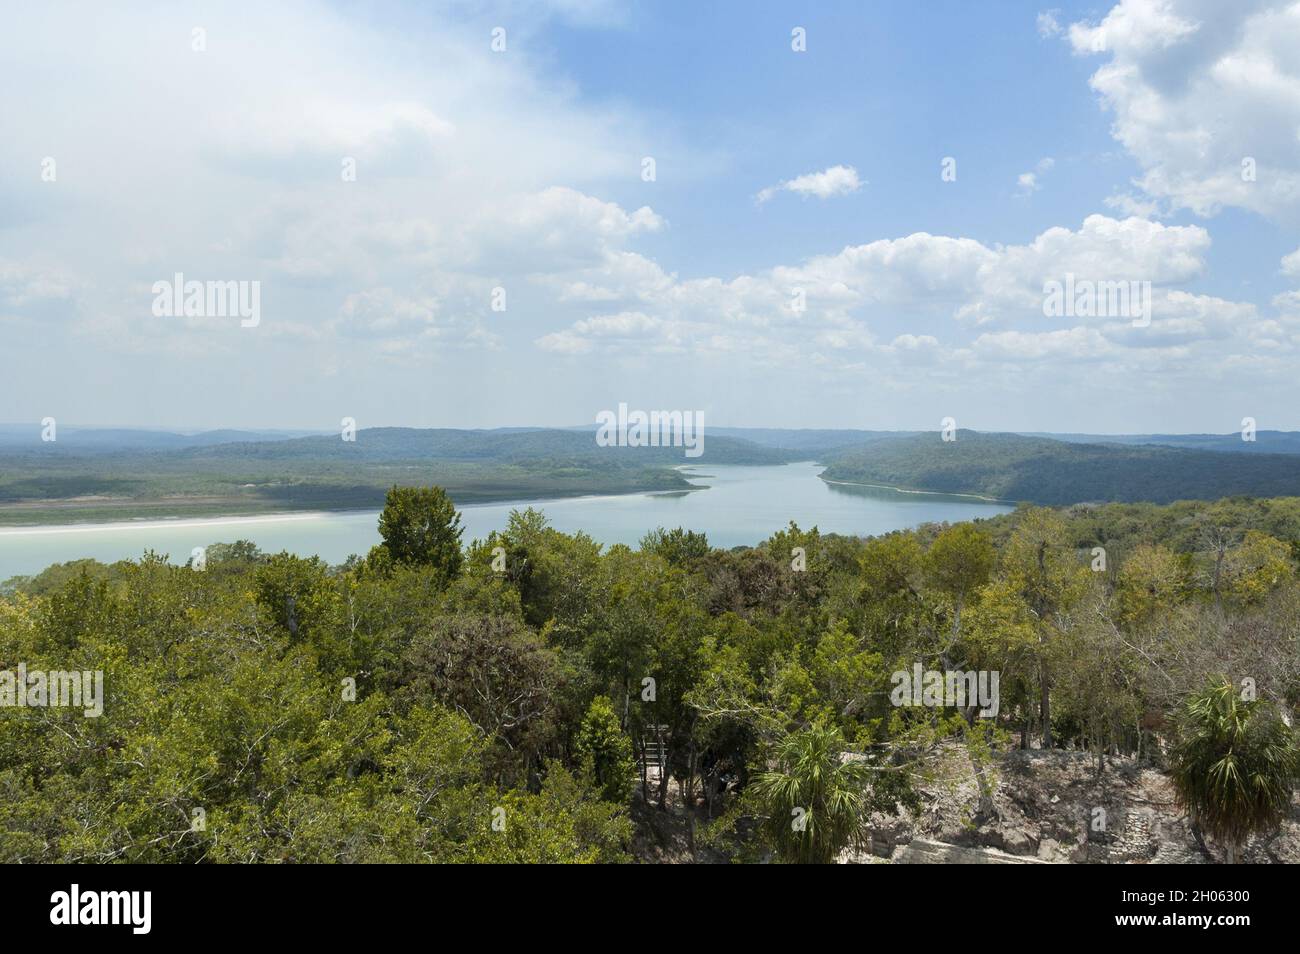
0,462,1012,580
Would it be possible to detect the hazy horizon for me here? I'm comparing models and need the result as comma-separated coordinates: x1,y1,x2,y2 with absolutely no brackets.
6,420,1300,439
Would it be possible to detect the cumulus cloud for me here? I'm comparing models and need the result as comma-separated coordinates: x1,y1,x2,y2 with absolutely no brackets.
756,165,863,204
529,213,1250,379
3,0,1296,430
1283,246,1300,278
1067,0,1300,220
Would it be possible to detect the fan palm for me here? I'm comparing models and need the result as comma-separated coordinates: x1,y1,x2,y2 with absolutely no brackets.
750,722,872,864
1169,677,1299,864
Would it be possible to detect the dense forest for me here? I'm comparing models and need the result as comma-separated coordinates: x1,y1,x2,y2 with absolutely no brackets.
3,486,1299,863
822,431,1300,505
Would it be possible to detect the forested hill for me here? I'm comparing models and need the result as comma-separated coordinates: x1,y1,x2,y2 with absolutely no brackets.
8,426,794,466
169,427,794,465
1022,430,1300,455
0,427,799,524
819,431,1300,506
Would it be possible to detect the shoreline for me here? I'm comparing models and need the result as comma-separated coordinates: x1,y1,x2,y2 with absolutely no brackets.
0,510,347,537
0,483,715,535
819,475,1009,504
0,471,1002,536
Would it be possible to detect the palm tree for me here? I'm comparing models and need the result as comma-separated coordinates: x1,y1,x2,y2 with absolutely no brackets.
750,722,872,864
1168,677,1299,864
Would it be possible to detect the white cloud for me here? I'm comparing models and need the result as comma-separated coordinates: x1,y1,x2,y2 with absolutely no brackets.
1016,157,1056,196
1067,0,1300,220
0,260,74,310
1104,191,1161,218
973,326,1114,361
528,213,1235,379
756,165,863,204
1282,246,1300,277
890,333,939,350
0,1,675,367
2,0,1296,430
1037,10,1064,38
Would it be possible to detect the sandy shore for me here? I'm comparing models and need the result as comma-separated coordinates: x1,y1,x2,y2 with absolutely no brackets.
0,511,344,537
818,476,1007,503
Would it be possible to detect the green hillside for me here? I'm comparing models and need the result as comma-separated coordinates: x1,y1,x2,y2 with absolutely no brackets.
0,427,795,524
821,431,1300,505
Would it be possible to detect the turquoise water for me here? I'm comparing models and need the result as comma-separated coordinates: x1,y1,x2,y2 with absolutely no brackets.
0,462,1012,579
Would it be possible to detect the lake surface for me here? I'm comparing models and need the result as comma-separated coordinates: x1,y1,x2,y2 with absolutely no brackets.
0,462,1012,579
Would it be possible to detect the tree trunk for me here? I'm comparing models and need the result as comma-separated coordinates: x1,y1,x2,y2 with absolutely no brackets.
1212,542,1225,614
972,755,996,819
638,737,648,801
656,725,669,811
1039,663,1052,748
687,752,697,856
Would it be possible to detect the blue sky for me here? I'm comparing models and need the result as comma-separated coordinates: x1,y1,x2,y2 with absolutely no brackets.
2,0,1299,432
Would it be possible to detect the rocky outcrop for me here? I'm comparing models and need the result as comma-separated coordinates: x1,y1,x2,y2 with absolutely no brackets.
893,838,1051,864
849,744,1300,864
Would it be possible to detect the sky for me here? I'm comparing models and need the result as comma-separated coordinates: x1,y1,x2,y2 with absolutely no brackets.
1,0,1299,433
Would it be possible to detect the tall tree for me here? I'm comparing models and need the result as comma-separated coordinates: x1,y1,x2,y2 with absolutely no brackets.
999,508,1086,747
377,485,464,584
923,523,994,651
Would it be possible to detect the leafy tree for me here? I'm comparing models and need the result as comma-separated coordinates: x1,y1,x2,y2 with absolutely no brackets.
396,614,561,785
253,552,339,644
807,622,889,738
377,485,464,583
640,527,710,567
575,696,636,804
922,522,994,656
923,524,994,610
856,531,925,657
999,508,1088,747
468,762,632,864
492,508,602,635
1117,543,1187,625
1221,531,1293,606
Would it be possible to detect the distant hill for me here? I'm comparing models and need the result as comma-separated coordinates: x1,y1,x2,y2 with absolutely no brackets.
0,425,792,464
8,423,1300,520
0,425,324,450
820,431,1300,505
169,427,794,465
0,426,799,524
1022,431,1300,455
703,427,914,453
